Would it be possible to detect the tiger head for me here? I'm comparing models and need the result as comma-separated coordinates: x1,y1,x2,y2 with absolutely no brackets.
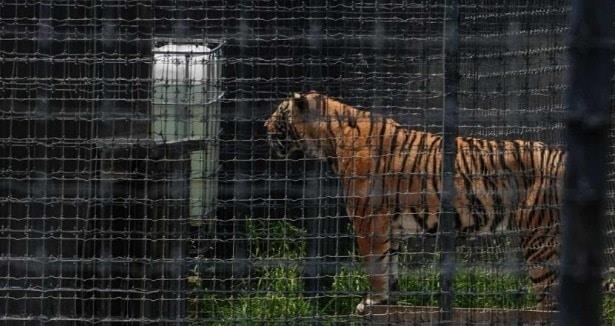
264,92,328,159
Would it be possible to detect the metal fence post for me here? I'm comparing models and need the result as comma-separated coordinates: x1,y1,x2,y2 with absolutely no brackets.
440,0,460,323
35,0,53,319
559,0,613,324
302,1,333,301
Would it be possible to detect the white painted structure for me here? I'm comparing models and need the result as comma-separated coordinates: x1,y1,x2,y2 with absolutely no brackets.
152,41,222,224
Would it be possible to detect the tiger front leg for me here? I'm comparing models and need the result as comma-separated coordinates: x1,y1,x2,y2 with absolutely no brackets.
352,215,400,315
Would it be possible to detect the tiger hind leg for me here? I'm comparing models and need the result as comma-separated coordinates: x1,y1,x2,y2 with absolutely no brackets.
521,231,559,310
517,199,560,310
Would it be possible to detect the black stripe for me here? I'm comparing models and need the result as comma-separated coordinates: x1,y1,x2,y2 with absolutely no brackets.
431,136,443,200
385,126,403,173
347,111,358,128
474,140,496,228
367,114,376,146
398,132,424,229
495,140,518,213
456,140,476,231
369,119,390,213
460,139,484,228
496,140,515,177
527,151,552,228
408,133,428,227
326,118,336,141
373,118,388,176
398,131,420,205
530,268,556,283
399,131,419,175
527,141,536,184
512,140,529,191
483,140,505,232
391,129,411,228
335,110,343,126
320,95,326,116
418,136,440,228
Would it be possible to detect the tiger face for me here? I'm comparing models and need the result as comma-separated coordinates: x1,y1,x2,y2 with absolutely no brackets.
264,92,309,159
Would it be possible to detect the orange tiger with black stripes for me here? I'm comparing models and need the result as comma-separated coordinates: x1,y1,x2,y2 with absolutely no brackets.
265,91,563,313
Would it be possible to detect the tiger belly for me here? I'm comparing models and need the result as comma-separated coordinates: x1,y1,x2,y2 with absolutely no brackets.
390,175,520,237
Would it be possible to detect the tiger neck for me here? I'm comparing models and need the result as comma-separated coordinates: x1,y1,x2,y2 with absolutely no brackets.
311,110,375,174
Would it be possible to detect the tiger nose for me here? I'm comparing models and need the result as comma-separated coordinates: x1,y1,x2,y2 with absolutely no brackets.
265,116,277,130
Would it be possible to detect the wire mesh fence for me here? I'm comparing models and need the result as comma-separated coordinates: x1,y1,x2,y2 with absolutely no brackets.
0,0,612,324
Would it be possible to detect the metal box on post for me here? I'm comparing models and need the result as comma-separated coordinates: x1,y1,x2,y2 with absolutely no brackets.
151,39,223,228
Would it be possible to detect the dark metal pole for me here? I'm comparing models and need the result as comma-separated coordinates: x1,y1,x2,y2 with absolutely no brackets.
303,0,337,301
559,0,613,324
440,0,459,323
37,0,53,319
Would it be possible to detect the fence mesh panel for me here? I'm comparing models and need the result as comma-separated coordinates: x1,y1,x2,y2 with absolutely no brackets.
0,1,612,324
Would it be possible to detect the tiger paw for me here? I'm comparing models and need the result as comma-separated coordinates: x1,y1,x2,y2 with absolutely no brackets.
355,295,392,315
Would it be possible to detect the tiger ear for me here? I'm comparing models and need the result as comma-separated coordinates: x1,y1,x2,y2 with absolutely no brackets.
292,92,308,112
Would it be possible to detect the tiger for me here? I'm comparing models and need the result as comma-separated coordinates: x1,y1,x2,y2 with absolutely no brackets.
264,91,564,314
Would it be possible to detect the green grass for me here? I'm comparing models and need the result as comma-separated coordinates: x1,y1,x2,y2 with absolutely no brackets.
196,219,615,324
198,266,540,325
245,217,307,259
328,265,535,311
200,267,313,326
604,292,615,322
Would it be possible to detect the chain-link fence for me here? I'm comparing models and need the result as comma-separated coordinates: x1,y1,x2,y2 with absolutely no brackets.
0,1,612,324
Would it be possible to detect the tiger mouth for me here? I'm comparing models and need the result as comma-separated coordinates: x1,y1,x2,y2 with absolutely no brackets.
267,132,286,156
266,132,303,159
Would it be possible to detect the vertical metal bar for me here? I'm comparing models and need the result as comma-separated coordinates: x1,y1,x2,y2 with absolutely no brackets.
98,2,117,320
231,0,249,282
37,0,53,319
440,0,459,323
559,0,613,324
302,1,339,304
